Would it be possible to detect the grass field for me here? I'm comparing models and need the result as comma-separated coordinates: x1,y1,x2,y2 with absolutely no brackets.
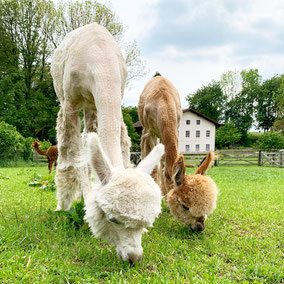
0,165,283,283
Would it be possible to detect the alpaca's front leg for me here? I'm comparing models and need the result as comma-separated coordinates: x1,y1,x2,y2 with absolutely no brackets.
55,107,82,211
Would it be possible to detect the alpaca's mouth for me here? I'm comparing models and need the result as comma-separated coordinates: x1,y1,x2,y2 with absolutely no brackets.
191,222,205,232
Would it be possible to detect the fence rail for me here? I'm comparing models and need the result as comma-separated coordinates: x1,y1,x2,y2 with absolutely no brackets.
32,149,284,168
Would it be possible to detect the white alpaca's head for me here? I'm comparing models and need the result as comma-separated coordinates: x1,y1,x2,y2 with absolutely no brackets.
84,133,164,264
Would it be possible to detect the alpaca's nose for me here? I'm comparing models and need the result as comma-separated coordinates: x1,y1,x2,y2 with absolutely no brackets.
192,222,205,232
127,252,143,265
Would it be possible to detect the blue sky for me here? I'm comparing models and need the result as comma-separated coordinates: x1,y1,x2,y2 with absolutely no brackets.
100,0,284,108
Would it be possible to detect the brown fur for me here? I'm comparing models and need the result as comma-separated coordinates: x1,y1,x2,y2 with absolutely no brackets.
32,141,58,174
138,76,218,231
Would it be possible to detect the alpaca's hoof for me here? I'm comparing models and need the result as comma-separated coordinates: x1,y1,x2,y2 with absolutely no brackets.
55,206,62,211
142,228,149,234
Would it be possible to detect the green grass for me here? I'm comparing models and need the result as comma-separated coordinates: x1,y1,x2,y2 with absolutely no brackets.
0,165,283,283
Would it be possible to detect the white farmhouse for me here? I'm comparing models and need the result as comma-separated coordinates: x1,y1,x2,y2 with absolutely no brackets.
179,108,220,153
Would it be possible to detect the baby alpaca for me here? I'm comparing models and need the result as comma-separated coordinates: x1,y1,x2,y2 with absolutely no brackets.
84,133,164,264
138,75,218,231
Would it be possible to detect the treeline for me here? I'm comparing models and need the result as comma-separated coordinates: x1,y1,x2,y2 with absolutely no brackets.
187,70,284,148
0,0,144,146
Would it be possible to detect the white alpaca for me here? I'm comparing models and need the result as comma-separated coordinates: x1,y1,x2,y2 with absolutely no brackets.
51,23,131,211
84,133,164,264
51,23,164,263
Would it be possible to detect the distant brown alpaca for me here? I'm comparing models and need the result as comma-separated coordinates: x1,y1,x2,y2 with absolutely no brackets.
31,141,58,173
138,75,218,232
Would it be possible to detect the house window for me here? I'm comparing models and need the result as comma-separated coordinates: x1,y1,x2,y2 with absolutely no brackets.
196,130,200,137
185,130,190,137
206,130,210,137
206,144,210,151
186,120,190,125
196,120,200,125
195,144,200,151
185,145,190,152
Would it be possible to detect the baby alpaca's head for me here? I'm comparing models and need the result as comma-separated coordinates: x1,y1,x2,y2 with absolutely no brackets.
167,152,218,232
84,133,164,264
31,141,40,148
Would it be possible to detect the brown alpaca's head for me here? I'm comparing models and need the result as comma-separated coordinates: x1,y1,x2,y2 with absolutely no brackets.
167,152,218,232
31,141,41,148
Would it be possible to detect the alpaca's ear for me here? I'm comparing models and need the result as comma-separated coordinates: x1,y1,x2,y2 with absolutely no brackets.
137,144,164,174
194,152,215,175
87,132,113,185
172,155,185,188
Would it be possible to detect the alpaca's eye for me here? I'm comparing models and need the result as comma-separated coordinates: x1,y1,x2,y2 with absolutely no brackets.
182,204,190,211
109,218,122,225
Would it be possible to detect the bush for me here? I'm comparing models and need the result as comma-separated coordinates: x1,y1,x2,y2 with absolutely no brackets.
256,132,284,150
23,137,34,161
215,122,242,149
0,121,25,160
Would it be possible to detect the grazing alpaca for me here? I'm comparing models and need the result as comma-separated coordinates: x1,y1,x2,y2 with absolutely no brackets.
85,133,164,264
31,141,58,173
51,23,164,263
138,76,218,232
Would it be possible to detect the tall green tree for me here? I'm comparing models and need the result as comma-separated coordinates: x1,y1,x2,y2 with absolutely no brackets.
224,69,261,135
255,75,282,132
186,81,226,122
0,0,145,143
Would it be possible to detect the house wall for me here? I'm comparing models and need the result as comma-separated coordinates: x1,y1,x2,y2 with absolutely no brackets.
178,111,216,153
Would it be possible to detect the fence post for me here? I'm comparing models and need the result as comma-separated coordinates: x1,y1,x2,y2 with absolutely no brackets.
33,150,39,164
14,148,18,167
280,151,283,168
258,150,262,166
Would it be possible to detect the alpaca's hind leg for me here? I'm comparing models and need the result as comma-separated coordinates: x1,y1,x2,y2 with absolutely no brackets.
121,118,131,168
48,157,51,174
49,159,54,174
55,107,82,211
80,109,98,199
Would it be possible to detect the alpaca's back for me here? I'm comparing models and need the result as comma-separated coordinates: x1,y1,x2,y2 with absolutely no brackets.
51,23,128,168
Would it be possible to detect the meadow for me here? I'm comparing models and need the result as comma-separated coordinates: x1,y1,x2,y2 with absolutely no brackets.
0,165,283,283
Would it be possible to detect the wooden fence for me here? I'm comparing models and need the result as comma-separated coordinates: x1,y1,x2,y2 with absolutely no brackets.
33,149,284,168
259,150,283,168
215,149,259,166
33,150,48,164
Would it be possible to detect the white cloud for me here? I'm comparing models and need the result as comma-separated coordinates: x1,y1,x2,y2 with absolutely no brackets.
97,0,284,110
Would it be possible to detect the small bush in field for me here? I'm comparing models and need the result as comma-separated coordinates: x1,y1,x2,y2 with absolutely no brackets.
27,172,56,191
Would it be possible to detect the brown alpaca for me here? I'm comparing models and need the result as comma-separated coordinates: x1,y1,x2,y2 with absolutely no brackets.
138,75,218,232
31,141,58,174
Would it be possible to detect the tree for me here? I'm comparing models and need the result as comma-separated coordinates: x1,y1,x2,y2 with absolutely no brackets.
257,132,284,150
215,122,242,149
54,0,146,85
0,0,59,140
0,0,145,142
272,75,284,135
255,75,282,132
224,69,261,136
122,106,140,151
186,81,226,122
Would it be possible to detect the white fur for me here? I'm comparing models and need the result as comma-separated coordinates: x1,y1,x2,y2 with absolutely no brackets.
84,133,164,263
51,24,164,263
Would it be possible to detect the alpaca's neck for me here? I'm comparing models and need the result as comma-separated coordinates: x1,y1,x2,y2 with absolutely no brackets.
33,146,47,156
162,128,179,176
